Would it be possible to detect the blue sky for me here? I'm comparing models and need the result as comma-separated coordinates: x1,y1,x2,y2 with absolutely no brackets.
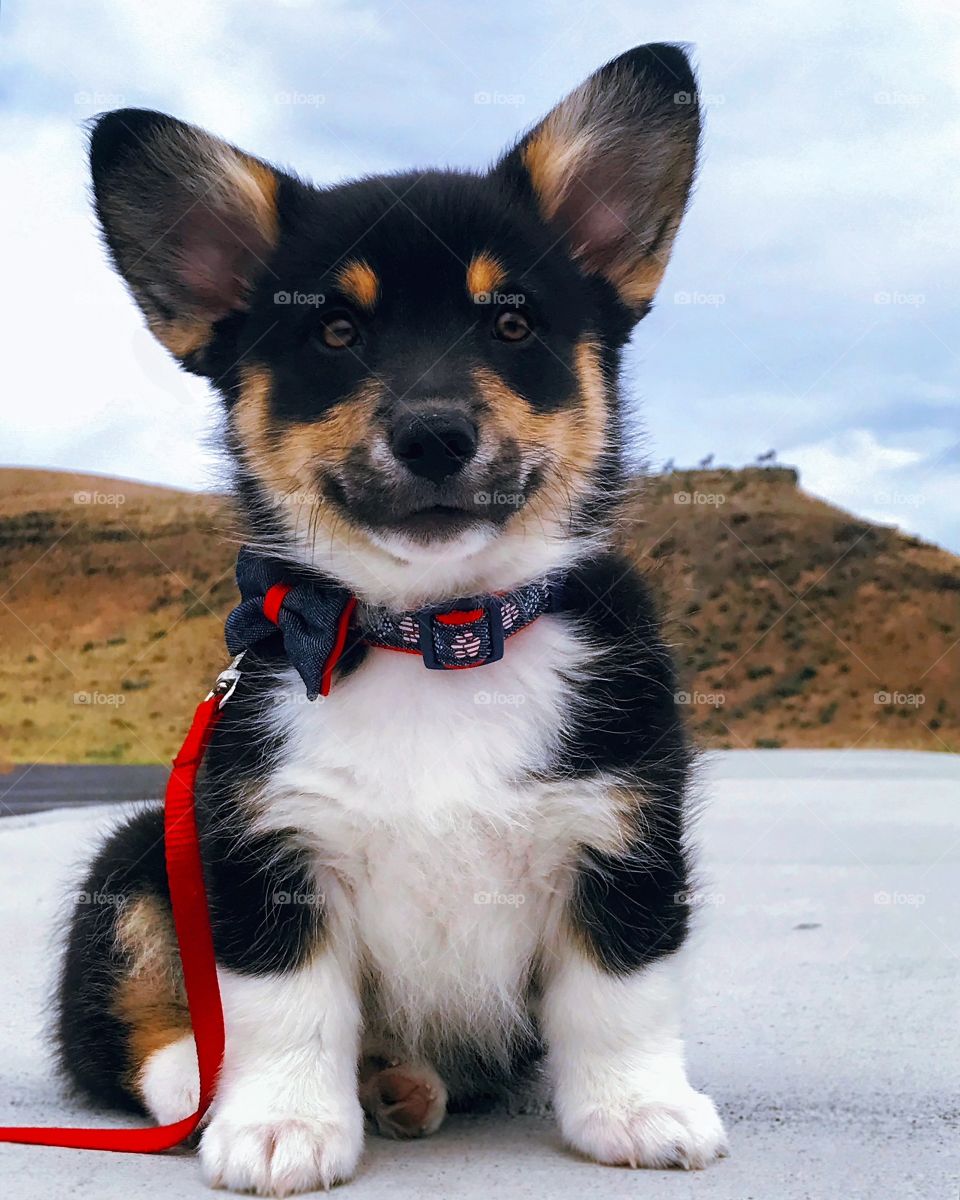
3,0,958,549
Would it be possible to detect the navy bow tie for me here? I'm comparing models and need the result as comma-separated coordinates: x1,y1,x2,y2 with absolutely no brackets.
225,548,560,699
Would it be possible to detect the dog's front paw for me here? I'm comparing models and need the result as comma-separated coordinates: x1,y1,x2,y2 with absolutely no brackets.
559,1085,728,1170
199,1107,364,1196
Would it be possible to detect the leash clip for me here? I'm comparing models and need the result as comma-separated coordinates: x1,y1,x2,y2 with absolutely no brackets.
205,652,245,709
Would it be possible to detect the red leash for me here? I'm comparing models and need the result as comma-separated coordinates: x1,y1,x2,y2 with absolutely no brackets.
0,672,233,1152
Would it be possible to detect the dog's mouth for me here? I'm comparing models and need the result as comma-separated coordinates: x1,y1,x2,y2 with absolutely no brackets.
383,503,482,543
319,453,538,551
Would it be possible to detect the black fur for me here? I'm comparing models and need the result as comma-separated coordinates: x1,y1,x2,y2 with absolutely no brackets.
558,556,691,973
57,805,171,1112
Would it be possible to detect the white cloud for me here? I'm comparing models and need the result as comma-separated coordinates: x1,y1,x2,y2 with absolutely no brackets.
789,429,958,547
1,113,218,489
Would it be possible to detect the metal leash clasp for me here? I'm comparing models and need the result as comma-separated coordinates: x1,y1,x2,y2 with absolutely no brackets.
205,652,245,709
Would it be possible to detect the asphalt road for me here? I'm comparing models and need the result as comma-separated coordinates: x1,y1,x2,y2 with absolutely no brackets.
0,764,168,816
0,750,957,1199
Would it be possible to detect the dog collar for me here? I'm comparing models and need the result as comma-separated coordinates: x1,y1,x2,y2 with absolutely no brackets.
225,548,561,699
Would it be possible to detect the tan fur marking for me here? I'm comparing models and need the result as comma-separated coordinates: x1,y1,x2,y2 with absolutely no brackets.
521,125,592,223
570,337,609,474
474,337,606,479
152,317,211,359
147,148,278,357
618,259,667,307
335,259,380,311
607,784,653,850
233,362,383,575
521,101,692,309
116,975,191,1082
466,252,506,300
237,155,280,246
232,363,389,563
567,787,654,968
115,895,180,978
614,215,682,307
525,123,668,306
212,148,280,247
473,338,607,540
235,365,382,478
233,364,275,471
113,897,190,1093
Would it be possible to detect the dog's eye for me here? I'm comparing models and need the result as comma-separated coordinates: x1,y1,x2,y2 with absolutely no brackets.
317,313,359,350
493,310,532,343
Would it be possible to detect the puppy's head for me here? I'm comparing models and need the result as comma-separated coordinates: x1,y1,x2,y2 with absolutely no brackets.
91,45,699,605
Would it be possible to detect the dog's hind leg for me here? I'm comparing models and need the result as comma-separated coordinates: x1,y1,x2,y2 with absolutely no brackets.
57,807,195,1118
111,892,199,1125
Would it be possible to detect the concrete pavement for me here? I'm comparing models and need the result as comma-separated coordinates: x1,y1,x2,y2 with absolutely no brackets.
0,750,957,1198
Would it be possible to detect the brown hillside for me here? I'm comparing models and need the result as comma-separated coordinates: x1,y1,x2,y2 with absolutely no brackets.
620,468,959,752
0,469,234,767
0,466,956,765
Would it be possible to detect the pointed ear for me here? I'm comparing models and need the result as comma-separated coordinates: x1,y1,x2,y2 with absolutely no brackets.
497,44,700,317
89,109,282,367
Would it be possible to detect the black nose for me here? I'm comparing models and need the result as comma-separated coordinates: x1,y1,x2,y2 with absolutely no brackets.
390,412,479,484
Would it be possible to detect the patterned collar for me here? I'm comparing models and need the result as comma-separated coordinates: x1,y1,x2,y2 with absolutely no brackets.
225,548,562,699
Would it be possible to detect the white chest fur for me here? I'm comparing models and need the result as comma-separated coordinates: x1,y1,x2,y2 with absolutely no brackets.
252,616,616,1054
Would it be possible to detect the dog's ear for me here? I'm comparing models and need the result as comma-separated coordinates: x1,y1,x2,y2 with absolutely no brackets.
496,44,700,318
90,109,282,368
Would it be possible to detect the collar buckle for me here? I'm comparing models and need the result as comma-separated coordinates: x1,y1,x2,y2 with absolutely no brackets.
417,598,505,671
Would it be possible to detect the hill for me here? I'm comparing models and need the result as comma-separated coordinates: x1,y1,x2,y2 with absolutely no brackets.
0,466,956,765
625,467,958,752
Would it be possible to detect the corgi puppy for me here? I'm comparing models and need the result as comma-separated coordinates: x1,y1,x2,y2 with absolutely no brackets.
57,44,727,1195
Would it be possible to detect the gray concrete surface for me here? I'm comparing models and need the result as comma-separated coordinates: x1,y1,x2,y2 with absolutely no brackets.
0,764,168,816
0,750,957,1198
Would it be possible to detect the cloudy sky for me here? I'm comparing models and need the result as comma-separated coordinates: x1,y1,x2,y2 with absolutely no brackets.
3,0,958,549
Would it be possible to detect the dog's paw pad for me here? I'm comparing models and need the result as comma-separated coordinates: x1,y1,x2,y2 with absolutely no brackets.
563,1087,728,1170
359,1061,448,1138
200,1113,363,1196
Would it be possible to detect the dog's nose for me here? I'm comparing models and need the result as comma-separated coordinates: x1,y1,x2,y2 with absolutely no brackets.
390,412,478,483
